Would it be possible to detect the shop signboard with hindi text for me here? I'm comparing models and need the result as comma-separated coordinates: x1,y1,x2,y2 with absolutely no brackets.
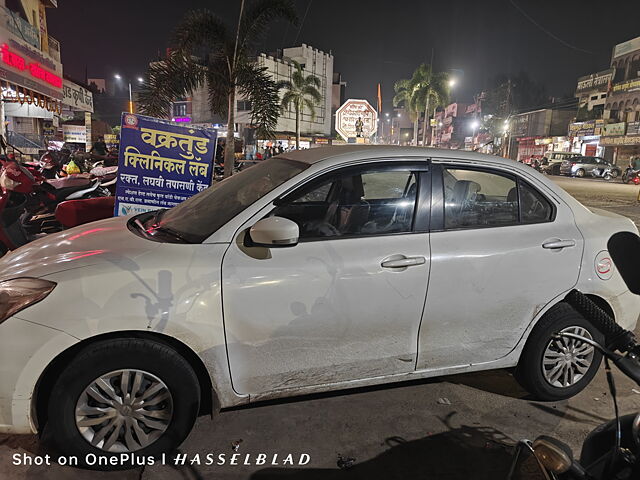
575,69,614,94
62,124,86,143
627,122,640,136
62,79,93,112
603,122,627,137
114,113,217,216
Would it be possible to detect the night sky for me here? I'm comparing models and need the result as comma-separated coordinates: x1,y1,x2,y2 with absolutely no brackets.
49,0,640,111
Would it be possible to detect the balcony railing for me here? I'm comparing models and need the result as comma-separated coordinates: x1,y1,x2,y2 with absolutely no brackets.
48,35,61,62
1,7,40,50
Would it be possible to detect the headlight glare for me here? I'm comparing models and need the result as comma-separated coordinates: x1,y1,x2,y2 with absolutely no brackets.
0,277,57,324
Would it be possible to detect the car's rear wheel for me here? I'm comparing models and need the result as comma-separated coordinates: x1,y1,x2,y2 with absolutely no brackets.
43,338,200,470
515,303,603,401
575,168,585,178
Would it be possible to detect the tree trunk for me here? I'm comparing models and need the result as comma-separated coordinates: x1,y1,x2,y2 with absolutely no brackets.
412,118,418,146
295,100,300,149
224,89,236,178
422,94,430,146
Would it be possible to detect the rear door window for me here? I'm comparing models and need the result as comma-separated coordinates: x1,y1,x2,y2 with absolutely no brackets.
442,167,554,229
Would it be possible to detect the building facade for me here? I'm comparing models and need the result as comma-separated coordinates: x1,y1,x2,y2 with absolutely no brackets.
235,44,334,149
508,108,575,162
602,36,640,165
0,0,63,153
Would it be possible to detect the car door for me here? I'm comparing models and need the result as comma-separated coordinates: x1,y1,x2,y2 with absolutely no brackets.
221,161,431,395
584,157,598,174
417,163,583,370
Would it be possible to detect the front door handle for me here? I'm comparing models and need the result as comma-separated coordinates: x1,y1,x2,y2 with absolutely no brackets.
542,239,576,249
381,255,426,269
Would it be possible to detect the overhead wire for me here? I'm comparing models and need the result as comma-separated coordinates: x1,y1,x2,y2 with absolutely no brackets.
508,0,594,55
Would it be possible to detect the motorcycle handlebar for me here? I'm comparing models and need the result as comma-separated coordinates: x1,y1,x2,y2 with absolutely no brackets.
565,290,638,354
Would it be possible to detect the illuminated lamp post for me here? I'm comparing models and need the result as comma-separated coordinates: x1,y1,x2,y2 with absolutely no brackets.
114,74,144,114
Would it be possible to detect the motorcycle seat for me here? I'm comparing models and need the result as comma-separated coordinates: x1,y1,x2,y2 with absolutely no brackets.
47,178,100,202
47,176,93,190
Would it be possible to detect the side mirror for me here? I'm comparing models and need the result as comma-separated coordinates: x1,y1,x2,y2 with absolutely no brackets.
532,436,573,474
247,216,299,248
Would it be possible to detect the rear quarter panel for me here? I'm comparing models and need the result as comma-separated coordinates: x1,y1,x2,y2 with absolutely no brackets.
573,206,640,330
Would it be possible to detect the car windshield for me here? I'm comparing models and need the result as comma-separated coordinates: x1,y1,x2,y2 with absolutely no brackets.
158,158,308,243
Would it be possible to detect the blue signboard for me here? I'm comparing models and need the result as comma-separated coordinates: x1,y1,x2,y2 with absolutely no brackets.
114,113,217,216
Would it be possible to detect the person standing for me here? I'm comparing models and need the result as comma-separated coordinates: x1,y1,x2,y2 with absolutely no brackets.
90,135,107,156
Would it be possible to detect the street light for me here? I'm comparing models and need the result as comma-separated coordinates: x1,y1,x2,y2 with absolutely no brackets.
448,78,456,88
114,74,144,114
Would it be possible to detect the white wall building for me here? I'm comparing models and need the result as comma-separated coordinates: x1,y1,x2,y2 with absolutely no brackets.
235,44,334,139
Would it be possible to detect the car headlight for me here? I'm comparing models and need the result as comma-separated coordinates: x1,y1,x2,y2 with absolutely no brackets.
0,278,57,324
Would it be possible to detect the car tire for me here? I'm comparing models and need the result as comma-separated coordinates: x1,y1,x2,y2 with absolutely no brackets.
515,302,603,401
575,169,585,178
43,338,200,470
552,165,561,176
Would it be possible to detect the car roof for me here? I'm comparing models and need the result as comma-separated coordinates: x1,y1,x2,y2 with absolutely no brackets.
279,145,520,167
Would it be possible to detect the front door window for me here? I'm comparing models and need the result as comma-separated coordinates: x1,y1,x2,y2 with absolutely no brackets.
272,166,419,239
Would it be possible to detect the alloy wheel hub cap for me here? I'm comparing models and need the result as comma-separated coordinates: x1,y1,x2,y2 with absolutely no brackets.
542,326,595,388
75,369,173,453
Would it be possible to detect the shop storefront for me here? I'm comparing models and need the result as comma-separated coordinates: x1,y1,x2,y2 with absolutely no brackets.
516,137,547,163
59,79,94,151
568,120,605,157
257,134,333,153
600,133,640,166
0,6,63,153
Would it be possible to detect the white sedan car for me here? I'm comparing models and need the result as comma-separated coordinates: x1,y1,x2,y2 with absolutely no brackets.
1,146,638,465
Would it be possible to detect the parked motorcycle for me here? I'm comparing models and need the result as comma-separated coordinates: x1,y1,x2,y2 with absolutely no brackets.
0,155,109,235
25,149,71,179
508,231,640,480
622,168,640,185
0,182,29,256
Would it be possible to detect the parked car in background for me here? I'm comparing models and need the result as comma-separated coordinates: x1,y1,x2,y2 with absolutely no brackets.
541,151,581,175
1,146,639,466
560,156,613,177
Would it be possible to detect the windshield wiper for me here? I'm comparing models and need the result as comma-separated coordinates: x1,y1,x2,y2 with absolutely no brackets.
151,225,190,243
146,210,191,243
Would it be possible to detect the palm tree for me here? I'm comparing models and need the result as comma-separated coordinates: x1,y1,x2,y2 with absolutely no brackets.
138,1,298,178
392,78,420,144
277,60,322,149
410,64,450,146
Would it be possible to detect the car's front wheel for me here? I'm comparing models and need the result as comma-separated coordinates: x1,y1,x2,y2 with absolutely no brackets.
43,338,200,469
515,303,603,401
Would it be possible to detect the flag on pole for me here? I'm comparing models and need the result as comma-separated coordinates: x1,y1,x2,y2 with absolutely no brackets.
377,83,382,114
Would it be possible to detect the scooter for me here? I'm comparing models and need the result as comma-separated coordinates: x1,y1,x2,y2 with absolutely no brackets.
0,181,29,256
0,155,109,234
622,168,640,185
592,165,621,181
508,231,640,480
24,149,71,179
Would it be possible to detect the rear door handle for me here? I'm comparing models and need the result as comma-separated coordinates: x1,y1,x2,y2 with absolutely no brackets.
381,255,426,268
542,239,576,249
